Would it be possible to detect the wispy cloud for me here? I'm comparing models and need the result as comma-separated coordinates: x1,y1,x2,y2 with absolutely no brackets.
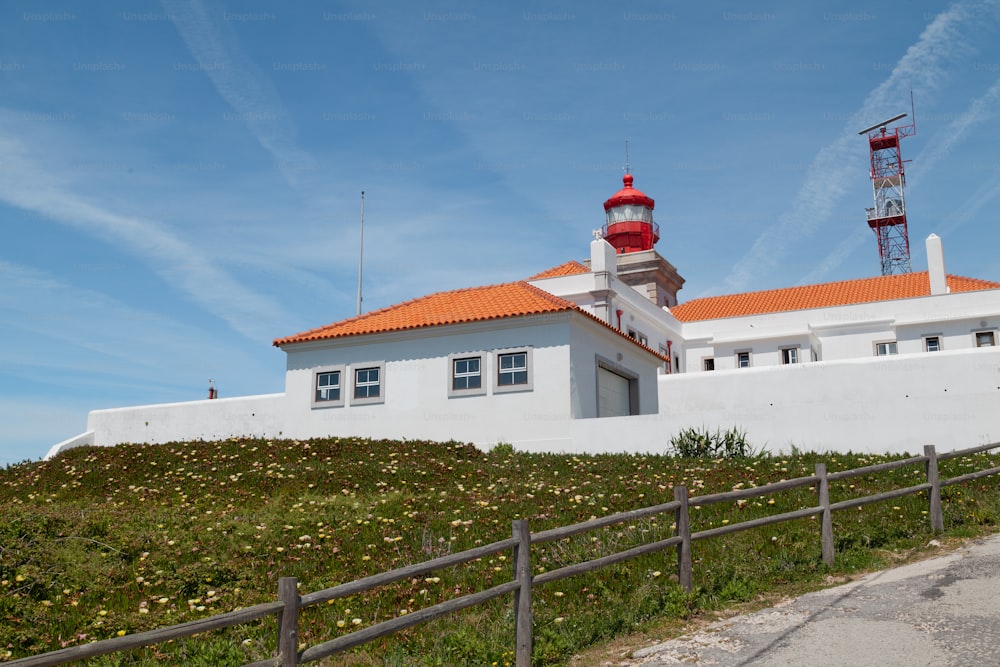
0,259,281,460
162,0,314,185
1,260,196,373
0,121,290,341
719,1,984,293
908,76,1000,189
938,171,1000,237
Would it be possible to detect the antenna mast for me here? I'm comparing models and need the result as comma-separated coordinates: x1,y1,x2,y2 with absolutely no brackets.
858,105,917,276
356,191,365,316
624,139,631,174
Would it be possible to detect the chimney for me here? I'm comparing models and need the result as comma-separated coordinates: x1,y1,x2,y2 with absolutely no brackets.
590,235,617,277
926,233,948,295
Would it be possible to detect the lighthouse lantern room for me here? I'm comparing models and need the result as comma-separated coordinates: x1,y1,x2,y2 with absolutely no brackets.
602,173,660,254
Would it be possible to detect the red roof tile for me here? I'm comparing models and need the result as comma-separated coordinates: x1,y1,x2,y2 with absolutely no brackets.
274,280,668,361
670,272,1000,322
275,282,576,346
528,261,590,280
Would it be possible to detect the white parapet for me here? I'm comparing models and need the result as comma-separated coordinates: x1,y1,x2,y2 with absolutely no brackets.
45,430,95,460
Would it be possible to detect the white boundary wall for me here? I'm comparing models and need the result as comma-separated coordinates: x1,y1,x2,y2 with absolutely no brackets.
83,394,285,449
566,346,1000,456
48,348,999,459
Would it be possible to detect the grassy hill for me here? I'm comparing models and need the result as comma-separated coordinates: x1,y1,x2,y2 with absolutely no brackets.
2,437,998,665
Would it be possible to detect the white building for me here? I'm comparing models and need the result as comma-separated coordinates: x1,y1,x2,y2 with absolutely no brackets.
49,175,1000,458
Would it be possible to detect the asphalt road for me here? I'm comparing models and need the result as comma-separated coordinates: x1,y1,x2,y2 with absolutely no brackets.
624,533,1000,666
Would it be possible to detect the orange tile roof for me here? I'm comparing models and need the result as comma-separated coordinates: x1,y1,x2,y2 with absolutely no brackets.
275,282,576,345
528,261,590,280
670,272,1000,322
274,280,668,361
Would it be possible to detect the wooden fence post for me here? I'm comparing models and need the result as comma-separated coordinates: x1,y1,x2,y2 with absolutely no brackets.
924,445,944,533
674,486,692,592
816,463,834,566
512,519,532,667
278,577,299,667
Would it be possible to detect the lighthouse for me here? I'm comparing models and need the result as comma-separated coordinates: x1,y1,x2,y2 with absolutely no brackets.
602,173,660,254
593,171,685,309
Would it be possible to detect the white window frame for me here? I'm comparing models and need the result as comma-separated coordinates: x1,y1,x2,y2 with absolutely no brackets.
703,357,715,372
448,352,487,398
781,347,799,365
923,335,942,352
974,330,996,348
312,365,346,408
736,350,751,368
493,347,533,394
351,362,386,405
874,341,898,356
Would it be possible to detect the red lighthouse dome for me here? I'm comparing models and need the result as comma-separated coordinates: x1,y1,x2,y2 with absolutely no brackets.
602,173,660,253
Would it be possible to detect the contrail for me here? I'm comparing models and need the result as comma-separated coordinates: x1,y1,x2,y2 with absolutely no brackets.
0,127,290,341
717,1,984,294
162,0,314,185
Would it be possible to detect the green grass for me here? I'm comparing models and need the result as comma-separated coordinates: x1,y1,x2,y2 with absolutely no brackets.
1,438,998,665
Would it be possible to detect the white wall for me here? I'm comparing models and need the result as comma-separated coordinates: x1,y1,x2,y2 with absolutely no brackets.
46,430,95,459
84,393,287,446
568,323,661,418
65,347,1000,459
681,288,999,371
529,265,685,354
59,313,667,457
564,346,1000,456
280,317,576,448
659,346,1000,454
49,294,999,459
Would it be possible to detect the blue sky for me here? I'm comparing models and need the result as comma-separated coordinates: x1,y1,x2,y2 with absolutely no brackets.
2,0,999,465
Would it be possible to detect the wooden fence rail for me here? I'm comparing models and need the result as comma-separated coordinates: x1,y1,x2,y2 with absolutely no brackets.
9,441,999,667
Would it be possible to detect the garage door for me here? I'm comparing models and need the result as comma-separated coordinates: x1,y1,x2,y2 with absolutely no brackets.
597,366,632,417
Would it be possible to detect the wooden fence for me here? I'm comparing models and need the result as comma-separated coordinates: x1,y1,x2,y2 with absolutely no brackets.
9,441,1000,667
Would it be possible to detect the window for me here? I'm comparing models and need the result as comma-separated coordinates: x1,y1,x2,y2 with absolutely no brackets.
453,357,481,390
351,362,385,405
924,336,941,352
498,352,527,386
312,366,345,408
448,353,487,397
975,331,996,347
875,341,898,356
736,351,751,368
781,347,799,365
703,357,715,371
493,348,533,393
627,328,648,346
316,371,341,401
355,367,380,398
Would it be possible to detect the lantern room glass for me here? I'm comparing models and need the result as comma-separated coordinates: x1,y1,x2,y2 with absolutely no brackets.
606,204,653,225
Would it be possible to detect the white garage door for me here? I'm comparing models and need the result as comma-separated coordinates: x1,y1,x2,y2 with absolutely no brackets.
597,367,632,417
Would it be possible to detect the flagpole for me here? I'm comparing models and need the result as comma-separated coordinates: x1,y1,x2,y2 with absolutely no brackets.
356,190,365,316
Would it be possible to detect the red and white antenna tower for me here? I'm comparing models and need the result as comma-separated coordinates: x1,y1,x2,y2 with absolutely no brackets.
858,99,917,275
